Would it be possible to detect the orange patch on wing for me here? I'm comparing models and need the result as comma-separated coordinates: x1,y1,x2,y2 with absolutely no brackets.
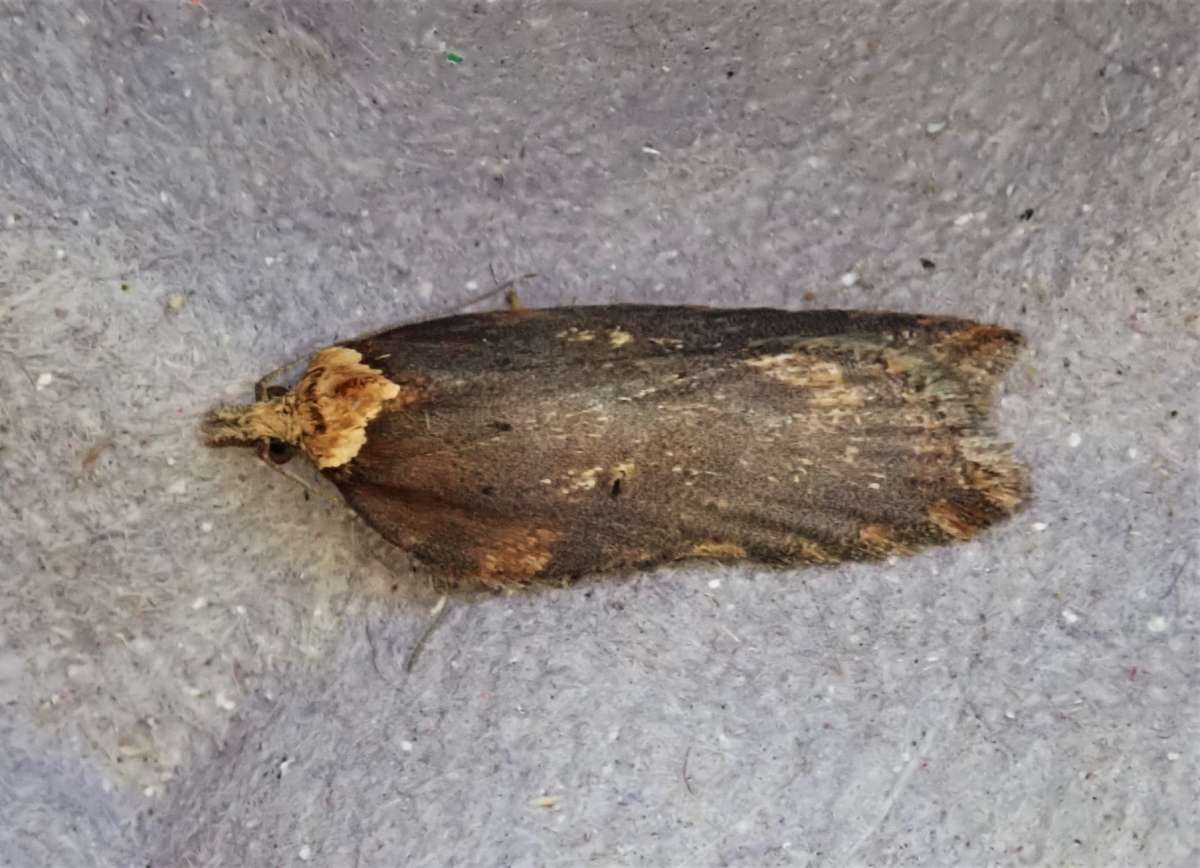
858,524,912,555
787,536,837,563
689,542,748,559
927,499,980,540
745,354,865,408
935,324,1022,378
471,526,559,584
881,349,921,377
621,548,654,565
959,440,1029,511
940,324,1015,352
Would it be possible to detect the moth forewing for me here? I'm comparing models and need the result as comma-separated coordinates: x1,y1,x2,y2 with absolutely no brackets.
205,305,1029,590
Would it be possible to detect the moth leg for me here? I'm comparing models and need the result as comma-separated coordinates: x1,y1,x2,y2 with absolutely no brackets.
257,453,342,506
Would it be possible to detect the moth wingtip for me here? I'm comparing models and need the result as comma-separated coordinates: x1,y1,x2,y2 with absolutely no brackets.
939,322,1027,383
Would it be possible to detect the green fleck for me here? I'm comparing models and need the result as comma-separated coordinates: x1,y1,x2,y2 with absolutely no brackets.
446,51,463,64
120,282,131,292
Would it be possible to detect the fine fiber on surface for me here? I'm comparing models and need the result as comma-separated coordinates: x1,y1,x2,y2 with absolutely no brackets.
0,1,1196,866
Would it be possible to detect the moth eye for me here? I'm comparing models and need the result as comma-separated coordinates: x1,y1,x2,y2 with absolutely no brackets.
265,439,295,465
255,383,290,401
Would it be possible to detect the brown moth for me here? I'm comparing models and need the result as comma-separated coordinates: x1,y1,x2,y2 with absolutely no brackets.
203,305,1029,590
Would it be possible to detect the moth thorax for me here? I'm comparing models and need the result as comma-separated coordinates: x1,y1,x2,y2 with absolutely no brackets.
205,347,405,468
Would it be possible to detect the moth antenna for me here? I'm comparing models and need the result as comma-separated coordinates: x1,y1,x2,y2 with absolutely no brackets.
239,274,540,403
403,595,451,672
451,271,538,315
304,273,541,351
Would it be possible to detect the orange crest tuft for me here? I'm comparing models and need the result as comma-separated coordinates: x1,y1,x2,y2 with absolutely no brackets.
292,347,404,468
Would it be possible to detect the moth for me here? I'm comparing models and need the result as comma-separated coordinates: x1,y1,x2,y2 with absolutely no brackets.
204,304,1029,590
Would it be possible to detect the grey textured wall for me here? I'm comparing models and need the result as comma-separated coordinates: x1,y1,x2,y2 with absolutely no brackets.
0,1,1196,866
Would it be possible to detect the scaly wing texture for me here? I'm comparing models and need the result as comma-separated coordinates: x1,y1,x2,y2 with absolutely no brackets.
321,306,1028,589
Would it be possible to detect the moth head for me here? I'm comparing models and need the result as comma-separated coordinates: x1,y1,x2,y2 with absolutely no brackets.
203,347,403,469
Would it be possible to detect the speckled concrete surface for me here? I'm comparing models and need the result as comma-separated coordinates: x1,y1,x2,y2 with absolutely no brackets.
1,1,1196,866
